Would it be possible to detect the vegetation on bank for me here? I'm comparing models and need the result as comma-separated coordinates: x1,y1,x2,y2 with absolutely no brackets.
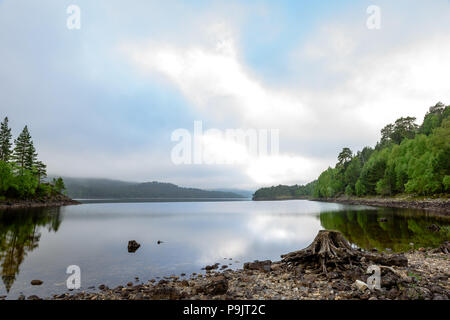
252,182,316,200
253,102,450,200
0,117,66,201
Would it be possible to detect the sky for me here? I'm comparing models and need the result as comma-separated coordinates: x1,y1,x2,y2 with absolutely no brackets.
1,0,449,190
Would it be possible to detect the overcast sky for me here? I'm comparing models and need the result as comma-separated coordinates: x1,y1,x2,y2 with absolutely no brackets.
1,0,449,190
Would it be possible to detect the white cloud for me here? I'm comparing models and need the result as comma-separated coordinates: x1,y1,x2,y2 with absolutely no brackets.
120,25,314,130
119,10,450,187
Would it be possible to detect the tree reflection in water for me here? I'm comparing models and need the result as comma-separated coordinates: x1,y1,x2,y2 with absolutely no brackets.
320,208,450,252
0,208,62,292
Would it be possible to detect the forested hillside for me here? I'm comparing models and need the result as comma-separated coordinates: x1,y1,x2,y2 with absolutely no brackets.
63,177,246,199
253,102,450,200
252,182,316,200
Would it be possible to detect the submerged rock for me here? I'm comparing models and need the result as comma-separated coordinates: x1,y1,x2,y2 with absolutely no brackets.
128,240,141,253
31,280,43,286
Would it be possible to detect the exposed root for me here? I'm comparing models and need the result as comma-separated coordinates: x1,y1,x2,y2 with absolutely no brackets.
281,230,408,275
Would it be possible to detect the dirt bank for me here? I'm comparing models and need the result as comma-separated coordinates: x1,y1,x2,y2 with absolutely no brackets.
313,196,450,215
0,194,80,210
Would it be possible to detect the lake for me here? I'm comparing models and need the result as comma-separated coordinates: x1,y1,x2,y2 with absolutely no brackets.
0,200,448,299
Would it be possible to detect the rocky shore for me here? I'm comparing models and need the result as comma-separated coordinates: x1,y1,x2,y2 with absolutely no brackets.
34,231,449,301
0,194,80,210
314,196,450,215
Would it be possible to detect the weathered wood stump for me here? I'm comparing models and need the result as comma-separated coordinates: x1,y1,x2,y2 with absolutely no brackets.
281,230,407,275
281,230,359,274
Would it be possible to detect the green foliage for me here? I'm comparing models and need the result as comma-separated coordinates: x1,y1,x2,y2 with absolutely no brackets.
253,181,317,200
345,184,353,196
312,103,450,198
0,117,13,162
444,176,450,191
379,116,418,147
419,102,447,135
0,117,65,200
0,160,14,194
337,147,353,168
52,177,66,194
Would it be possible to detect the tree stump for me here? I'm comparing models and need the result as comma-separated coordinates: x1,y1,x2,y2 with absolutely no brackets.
281,230,359,274
281,230,408,275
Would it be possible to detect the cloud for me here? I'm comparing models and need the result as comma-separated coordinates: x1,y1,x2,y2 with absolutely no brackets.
121,29,314,130
121,24,326,185
121,10,450,187
2,0,450,189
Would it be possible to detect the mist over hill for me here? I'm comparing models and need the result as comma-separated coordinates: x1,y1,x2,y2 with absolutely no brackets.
60,177,247,200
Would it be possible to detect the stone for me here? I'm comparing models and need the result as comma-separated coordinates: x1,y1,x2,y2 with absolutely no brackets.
127,240,141,253
354,280,369,291
271,263,283,271
31,280,43,286
243,260,272,272
201,275,228,295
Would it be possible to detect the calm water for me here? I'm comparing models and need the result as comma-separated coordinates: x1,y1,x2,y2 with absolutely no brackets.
0,200,448,299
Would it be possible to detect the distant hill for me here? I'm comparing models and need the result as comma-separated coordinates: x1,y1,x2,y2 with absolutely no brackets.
209,188,254,198
60,177,246,200
252,182,316,201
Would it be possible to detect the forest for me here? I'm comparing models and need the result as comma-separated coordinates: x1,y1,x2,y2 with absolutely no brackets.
253,102,450,200
0,117,65,200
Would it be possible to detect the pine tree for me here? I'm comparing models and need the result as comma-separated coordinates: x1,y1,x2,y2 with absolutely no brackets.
12,126,32,174
25,138,38,170
0,117,13,162
35,161,47,185
52,177,66,194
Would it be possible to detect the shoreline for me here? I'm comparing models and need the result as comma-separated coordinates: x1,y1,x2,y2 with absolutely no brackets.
313,197,450,215
18,232,449,301
254,196,450,215
0,196,80,210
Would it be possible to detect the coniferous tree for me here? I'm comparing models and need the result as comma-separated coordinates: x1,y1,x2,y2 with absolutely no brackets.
25,138,38,170
0,117,13,162
35,161,47,186
12,126,32,174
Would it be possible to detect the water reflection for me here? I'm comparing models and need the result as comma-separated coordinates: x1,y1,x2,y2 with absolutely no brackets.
320,208,450,252
0,208,61,292
0,202,448,297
